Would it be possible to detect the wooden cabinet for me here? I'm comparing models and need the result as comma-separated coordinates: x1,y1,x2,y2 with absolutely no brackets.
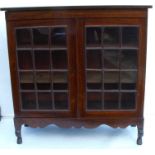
2,6,151,145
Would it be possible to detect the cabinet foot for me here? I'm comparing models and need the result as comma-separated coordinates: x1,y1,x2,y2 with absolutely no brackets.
14,118,23,144
15,129,22,144
137,126,143,145
17,137,22,144
137,137,142,145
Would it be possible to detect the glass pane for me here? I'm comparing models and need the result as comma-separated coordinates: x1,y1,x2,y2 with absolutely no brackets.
104,71,119,90
104,92,119,109
121,93,136,109
54,92,68,110
122,27,139,47
87,71,102,90
86,27,102,46
103,27,120,47
86,49,102,69
104,50,119,69
21,92,36,109
36,72,51,90
38,92,52,109
120,50,138,69
19,72,34,90
53,72,68,90
52,50,67,69
51,27,67,47
34,50,51,69
17,50,33,69
33,28,49,46
16,28,31,47
87,92,102,110
120,71,137,90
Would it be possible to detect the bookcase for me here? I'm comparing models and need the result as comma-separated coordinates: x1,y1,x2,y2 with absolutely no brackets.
2,5,151,144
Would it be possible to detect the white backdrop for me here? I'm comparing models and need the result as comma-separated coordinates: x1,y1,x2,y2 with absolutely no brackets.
0,1,155,154
0,0,154,119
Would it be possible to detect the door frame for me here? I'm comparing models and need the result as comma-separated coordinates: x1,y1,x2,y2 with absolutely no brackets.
7,18,77,117
76,17,147,118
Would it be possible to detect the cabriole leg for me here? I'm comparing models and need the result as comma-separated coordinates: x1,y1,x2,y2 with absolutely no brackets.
14,118,22,144
137,122,144,145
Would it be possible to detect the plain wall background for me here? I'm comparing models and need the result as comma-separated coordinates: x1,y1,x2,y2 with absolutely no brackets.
0,0,154,119
0,1,155,154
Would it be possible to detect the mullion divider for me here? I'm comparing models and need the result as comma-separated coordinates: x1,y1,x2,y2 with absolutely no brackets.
101,26,105,110
85,26,88,110
50,27,55,110
31,28,39,110
118,27,122,109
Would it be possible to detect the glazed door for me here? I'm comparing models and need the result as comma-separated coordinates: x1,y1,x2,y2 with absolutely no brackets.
78,18,146,117
8,19,76,117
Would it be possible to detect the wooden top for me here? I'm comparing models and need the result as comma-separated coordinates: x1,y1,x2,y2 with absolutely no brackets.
0,5,152,12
